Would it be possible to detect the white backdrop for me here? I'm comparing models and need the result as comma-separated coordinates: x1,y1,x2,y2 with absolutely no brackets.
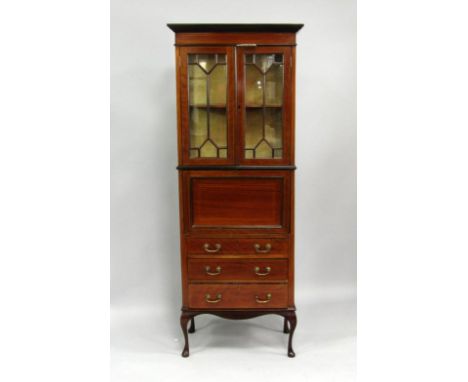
111,0,356,380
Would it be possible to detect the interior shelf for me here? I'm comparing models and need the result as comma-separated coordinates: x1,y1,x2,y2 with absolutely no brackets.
189,104,227,109
189,104,283,109
245,104,283,109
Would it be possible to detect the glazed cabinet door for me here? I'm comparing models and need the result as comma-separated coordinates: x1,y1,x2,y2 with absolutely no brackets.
178,46,236,165
237,46,294,165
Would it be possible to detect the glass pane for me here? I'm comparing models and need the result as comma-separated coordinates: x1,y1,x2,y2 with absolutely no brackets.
256,140,273,159
188,65,207,106
245,150,254,159
210,109,227,148
189,107,227,159
218,148,227,158
244,54,284,159
274,54,283,63
265,64,283,106
264,108,283,148
200,140,217,158
273,149,283,158
189,107,207,157
255,54,275,73
245,109,263,150
188,55,197,64
209,65,227,106
188,53,228,159
245,65,263,106
197,54,217,73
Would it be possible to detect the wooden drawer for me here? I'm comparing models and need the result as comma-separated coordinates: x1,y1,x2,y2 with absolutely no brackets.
186,238,289,257
237,239,289,255
188,259,288,281
188,283,288,309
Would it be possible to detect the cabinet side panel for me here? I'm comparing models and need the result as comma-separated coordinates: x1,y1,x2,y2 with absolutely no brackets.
290,46,296,165
178,172,188,307
288,171,295,307
175,47,183,165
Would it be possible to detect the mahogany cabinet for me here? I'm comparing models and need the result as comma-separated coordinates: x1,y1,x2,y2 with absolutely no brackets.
168,23,303,357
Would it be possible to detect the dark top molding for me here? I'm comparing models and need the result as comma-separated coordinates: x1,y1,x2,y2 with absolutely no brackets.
167,23,304,34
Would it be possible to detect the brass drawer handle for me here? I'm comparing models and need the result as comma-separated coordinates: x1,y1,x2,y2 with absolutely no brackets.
205,293,222,303
254,266,271,276
203,243,221,253
205,265,221,276
254,243,271,253
255,293,272,304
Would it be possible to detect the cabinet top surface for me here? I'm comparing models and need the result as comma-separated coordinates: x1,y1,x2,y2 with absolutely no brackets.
167,23,304,33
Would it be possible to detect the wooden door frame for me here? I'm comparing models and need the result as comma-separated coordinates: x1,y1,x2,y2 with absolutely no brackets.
236,46,293,166
178,46,236,166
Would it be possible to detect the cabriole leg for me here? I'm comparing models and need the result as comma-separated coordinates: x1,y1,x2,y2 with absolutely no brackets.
180,313,191,357
286,312,297,357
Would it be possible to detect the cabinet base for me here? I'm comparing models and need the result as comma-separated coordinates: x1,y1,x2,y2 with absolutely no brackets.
179,308,297,357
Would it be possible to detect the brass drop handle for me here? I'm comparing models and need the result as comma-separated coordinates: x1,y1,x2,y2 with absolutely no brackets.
254,266,271,276
205,265,222,276
254,243,271,254
205,293,222,303
255,293,272,304
203,243,222,253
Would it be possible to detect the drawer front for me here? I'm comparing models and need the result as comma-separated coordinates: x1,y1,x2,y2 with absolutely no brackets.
188,259,288,281
188,283,288,309
237,239,288,255
186,238,289,256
